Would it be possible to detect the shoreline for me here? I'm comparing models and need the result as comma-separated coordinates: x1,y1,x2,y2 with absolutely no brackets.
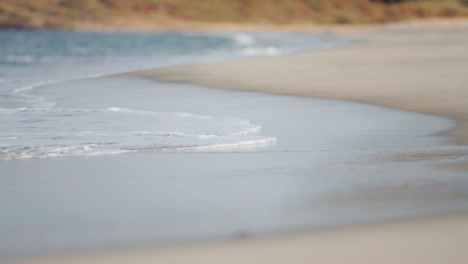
132,20,468,169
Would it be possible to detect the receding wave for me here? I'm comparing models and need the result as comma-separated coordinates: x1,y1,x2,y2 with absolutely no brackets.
0,107,276,160
0,54,36,64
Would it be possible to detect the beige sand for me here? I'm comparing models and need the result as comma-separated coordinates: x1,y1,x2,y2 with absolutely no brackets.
6,21,468,264
6,212,468,264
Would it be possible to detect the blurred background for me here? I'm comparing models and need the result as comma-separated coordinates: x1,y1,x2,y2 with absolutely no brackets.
1,0,468,30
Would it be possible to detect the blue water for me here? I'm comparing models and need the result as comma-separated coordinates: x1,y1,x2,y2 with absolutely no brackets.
0,30,348,159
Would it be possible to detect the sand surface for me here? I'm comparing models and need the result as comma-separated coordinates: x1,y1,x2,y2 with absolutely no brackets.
6,21,468,263
6,212,468,264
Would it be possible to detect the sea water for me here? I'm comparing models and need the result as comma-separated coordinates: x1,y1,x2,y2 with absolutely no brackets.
0,30,347,159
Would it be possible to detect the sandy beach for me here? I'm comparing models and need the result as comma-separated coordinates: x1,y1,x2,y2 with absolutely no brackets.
4,21,468,263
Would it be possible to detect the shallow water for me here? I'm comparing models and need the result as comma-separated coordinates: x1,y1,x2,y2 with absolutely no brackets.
0,30,348,159
1,76,468,258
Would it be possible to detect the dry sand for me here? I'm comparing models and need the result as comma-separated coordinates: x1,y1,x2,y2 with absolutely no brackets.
6,21,468,263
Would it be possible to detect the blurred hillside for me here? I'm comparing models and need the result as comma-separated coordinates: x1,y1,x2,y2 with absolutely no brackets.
1,0,468,29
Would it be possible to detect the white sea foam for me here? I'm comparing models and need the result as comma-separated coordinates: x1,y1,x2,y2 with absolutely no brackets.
87,74,106,78
13,80,59,93
241,46,280,56
164,137,277,152
106,107,131,112
234,34,256,46
0,107,275,160
13,83,42,93
3,55,35,63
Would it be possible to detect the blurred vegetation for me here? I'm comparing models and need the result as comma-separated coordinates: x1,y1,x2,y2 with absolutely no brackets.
1,0,468,29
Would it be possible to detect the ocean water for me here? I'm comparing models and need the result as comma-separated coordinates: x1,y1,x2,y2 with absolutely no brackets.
0,30,346,159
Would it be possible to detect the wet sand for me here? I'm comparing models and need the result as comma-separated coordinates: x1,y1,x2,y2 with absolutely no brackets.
4,21,468,263
6,212,468,264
